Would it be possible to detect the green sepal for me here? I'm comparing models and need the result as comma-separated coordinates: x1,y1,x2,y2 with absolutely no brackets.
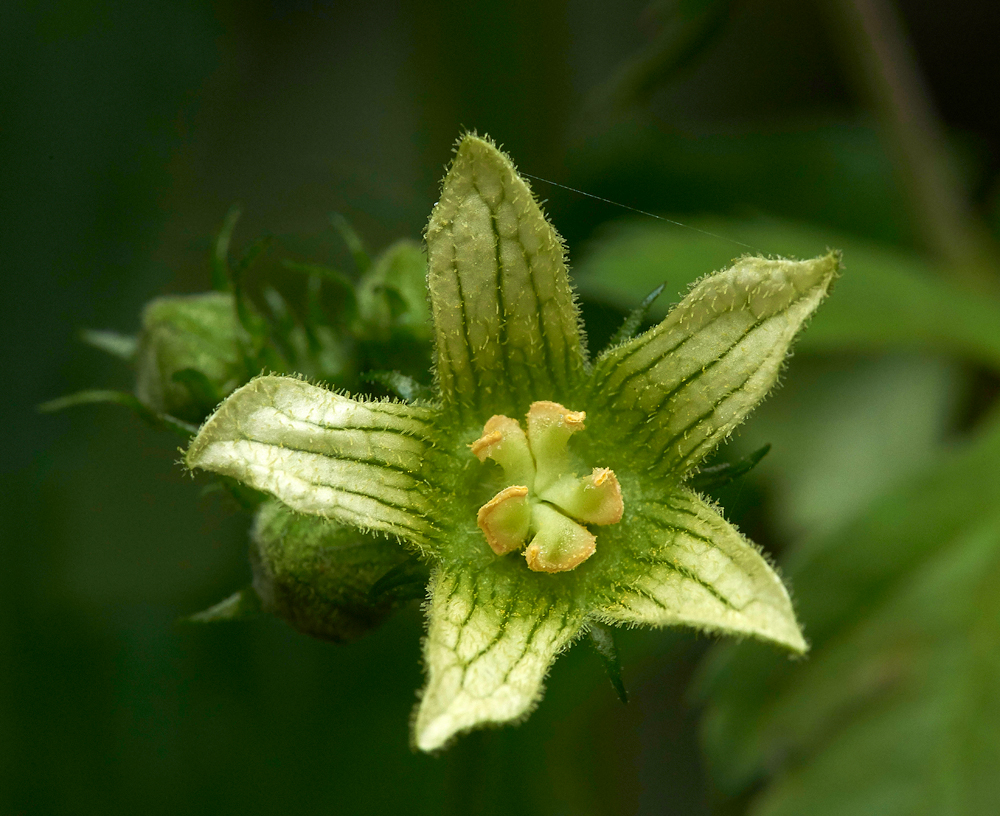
251,500,412,643
589,252,838,478
690,444,771,492
331,212,371,274
185,375,443,548
80,328,137,361
425,134,586,424
171,367,223,409
211,205,241,292
280,260,359,325
587,621,628,704
229,234,275,365
199,475,267,512
605,281,666,349
182,586,262,624
368,557,430,603
39,389,197,438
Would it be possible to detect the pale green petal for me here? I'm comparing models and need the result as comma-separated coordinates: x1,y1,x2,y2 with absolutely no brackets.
589,253,838,477
414,565,586,751
186,375,441,546
426,134,585,424
596,489,806,653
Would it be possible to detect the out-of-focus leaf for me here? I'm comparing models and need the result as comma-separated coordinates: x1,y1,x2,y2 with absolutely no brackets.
574,218,1000,372
696,415,1000,815
726,354,963,543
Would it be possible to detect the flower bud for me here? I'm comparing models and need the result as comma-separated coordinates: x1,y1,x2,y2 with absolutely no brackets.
134,292,244,422
356,239,432,344
250,500,416,643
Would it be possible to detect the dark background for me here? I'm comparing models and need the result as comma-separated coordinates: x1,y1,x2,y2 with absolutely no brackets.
5,1,1000,814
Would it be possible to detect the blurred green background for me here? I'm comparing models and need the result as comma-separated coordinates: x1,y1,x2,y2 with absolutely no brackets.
7,1,1000,814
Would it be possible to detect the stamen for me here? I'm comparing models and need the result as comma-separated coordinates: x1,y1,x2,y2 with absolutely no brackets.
538,467,624,526
470,402,624,571
469,415,534,486
524,503,596,573
477,485,531,555
527,401,586,493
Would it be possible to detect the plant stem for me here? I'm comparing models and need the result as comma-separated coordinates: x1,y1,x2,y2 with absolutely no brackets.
827,0,996,282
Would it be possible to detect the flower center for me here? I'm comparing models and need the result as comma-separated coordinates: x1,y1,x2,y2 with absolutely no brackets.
469,401,624,573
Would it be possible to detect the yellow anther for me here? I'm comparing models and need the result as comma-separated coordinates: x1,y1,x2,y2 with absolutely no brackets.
470,430,503,461
469,415,534,485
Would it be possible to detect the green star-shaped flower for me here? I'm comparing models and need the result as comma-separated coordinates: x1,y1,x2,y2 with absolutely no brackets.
186,134,838,751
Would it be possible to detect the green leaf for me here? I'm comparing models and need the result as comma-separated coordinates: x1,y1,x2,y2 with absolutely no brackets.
183,586,262,623
39,389,197,438
80,328,137,361
425,134,586,424
185,375,443,547
414,564,586,751
587,621,628,704
588,252,838,478
594,488,806,653
698,418,1000,814
575,218,1000,372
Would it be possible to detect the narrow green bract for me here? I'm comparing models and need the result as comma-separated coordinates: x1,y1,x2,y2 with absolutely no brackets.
186,133,838,750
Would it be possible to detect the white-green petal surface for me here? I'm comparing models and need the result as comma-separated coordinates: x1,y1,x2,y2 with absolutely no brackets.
414,565,586,752
596,489,806,653
426,134,586,424
186,375,441,546
590,253,838,477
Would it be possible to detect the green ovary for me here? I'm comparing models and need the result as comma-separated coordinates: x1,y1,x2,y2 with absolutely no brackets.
471,401,624,573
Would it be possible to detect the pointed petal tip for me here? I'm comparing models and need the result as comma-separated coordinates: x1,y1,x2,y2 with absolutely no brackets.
414,716,452,753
